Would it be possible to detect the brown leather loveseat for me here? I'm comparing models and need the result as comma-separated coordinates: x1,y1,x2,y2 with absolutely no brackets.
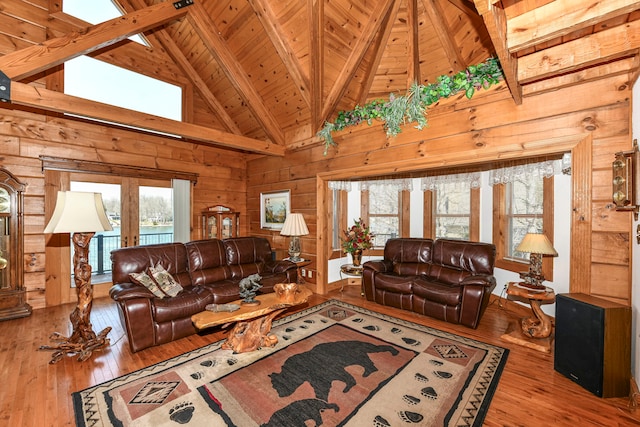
363,238,496,328
109,236,297,352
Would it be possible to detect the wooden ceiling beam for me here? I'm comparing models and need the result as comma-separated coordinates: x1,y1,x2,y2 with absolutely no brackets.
0,1,190,81
309,0,324,132
408,0,421,86
187,2,285,146
508,0,640,53
518,18,640,84
247,0,311,108
357,0,403,105
321,0,396,122
8,82,284,156
423,0,467,72
473,0,522,105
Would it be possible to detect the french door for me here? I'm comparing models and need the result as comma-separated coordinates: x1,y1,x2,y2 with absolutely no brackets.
70,173,173,284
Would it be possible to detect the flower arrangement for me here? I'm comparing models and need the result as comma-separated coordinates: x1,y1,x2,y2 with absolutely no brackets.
341,218,374,254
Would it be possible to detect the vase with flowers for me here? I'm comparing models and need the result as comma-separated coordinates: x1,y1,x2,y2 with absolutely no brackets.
341,218,373,267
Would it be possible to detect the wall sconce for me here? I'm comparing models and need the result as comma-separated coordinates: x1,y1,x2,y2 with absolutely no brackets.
612,139,640,220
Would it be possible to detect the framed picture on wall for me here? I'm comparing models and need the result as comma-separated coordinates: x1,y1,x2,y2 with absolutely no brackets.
260,190,290,230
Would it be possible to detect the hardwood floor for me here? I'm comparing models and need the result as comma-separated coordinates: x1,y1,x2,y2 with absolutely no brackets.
1,286,638,426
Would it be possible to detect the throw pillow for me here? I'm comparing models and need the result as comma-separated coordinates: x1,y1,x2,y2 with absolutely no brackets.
149,264,183,297
129,271,166,298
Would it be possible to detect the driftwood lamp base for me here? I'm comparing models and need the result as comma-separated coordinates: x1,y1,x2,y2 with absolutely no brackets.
39,232,111,364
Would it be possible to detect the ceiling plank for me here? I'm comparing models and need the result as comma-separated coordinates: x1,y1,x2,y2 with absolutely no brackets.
518,18,640,84
309,0,324,132
508,0,640,53
423,0,467,72
187,2,285,146
473,0,522,105
8,82,284,156
247,0,311,108
0,1,190,81
321,0,396,122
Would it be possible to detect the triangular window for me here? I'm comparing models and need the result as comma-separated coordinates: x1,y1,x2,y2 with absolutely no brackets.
63,0,147,46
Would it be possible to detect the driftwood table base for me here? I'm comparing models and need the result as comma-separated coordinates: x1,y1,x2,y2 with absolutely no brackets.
192,284,312,354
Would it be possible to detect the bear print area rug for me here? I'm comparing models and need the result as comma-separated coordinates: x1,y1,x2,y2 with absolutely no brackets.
73,300,509,427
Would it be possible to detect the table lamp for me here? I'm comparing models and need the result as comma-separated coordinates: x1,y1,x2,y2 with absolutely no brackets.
40,191,113,363
515,232,558,291
280,213,309,262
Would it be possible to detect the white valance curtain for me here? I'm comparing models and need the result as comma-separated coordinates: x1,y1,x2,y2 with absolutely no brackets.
329,153,571,192
421,172,482,191
328,178,413,192
488,157,568,186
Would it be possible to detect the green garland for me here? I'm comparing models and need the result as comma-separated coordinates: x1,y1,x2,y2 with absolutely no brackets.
317,57,504,154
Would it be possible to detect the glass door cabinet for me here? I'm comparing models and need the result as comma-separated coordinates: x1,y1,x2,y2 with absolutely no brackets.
201,205,239,239
0,168,31,320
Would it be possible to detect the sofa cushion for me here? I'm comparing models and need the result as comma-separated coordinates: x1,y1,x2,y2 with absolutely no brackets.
384,238,433,263
373,273,415,294
152,285,213,323
412,277,462,306
186,239,230,285
224,237,273,279
111,243,192,286
393,262,430,276
431,239,495,275
202,280,243,304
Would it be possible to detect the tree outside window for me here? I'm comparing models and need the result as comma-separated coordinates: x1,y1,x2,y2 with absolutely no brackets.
506,178,544,261
366,186,401,248
434,182,471,240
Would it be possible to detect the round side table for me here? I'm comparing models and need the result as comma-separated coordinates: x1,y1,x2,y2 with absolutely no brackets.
340,264,363,295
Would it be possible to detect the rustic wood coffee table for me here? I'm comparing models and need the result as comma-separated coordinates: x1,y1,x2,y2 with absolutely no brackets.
191,285,312,353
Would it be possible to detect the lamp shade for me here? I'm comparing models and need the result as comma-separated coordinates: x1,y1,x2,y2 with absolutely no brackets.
44,191,113,234
515,232,557,256
280,213,309,236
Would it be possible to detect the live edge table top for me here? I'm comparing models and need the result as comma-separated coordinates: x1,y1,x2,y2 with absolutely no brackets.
191,286,313,330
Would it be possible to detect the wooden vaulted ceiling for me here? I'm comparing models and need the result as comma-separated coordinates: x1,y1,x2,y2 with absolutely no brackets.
1,0,640,156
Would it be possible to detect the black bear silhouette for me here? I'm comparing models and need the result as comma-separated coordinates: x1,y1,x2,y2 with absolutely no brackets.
269,340,399,401
260,398,339,427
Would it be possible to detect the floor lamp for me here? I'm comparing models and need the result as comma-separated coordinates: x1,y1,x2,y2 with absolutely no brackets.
40,191,113,364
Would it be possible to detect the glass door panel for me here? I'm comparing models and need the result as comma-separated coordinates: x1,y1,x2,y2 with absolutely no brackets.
139,185,173,245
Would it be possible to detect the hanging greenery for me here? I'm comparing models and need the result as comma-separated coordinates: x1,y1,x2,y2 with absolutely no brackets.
317,57,504,154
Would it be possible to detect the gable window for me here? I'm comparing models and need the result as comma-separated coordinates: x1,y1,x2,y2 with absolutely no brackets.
491,160,561,279
64,56,182,121
422,173,480,241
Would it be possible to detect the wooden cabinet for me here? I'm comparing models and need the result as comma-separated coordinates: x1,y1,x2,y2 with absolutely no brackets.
0,168,31,320
201,205,240,239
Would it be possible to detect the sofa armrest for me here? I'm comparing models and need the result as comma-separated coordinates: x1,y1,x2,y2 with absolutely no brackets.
264,260,297,274
363,259,393,273
460,274,496,288
109,282,156,301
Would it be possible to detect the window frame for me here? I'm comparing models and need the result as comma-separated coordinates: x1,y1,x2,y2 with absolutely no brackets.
361,189,410,253
492,176,554,280
424,186,480,241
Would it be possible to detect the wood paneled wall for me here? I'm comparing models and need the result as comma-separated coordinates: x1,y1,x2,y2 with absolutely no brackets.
0,107,248,310
248,77,633,304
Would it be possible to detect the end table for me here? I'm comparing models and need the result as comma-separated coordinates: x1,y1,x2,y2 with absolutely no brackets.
340,263,363,295
500,282,556,353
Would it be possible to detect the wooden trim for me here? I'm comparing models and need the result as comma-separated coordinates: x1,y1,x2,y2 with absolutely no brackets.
40,156,198,183
423,190,434,239
470,187,480,242
401,190,410,237
492,176,555,280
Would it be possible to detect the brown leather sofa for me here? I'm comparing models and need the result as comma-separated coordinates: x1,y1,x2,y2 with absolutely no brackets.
362,238,496,328
109,236,298,352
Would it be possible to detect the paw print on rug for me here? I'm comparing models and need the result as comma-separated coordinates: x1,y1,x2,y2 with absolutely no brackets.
168,401,194,424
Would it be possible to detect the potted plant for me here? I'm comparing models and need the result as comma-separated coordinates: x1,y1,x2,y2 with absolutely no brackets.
341,218,373,266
